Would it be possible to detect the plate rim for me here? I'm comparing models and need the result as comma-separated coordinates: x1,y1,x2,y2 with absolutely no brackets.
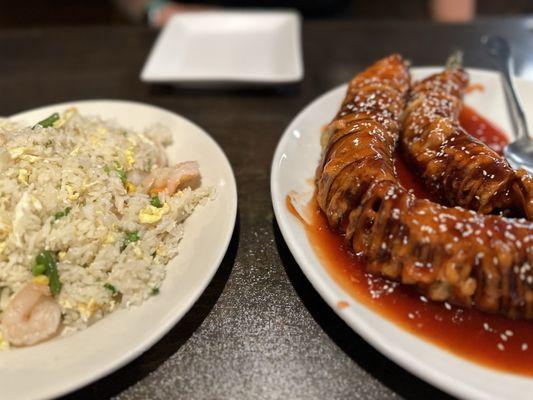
140,10,304,84
271,67,532,400
6,99,238,400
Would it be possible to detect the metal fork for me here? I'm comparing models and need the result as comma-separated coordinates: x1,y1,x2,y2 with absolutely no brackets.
482,35,533,174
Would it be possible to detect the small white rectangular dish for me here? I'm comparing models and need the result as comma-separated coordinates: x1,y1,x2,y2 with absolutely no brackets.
141,10,304,85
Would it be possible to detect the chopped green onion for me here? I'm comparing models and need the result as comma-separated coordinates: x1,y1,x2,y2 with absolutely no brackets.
116,169,127,184
44,139,54,147
32,263,46,276
104,163,127,184
151,287,160,296
35,251,52,269
54,207,72,220
111,162,127,184
121,231,140,251
150,196,162,208
125,231,140,243
48,266,61,296
104,283,117,294
35,113,60,129
34,250,61,295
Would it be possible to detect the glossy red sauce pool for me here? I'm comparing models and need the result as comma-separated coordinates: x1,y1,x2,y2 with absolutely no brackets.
459,105,509,155
292,106,533,376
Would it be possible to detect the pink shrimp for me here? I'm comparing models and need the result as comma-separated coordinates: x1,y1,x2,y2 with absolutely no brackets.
141,161,201,195
1,282,61,347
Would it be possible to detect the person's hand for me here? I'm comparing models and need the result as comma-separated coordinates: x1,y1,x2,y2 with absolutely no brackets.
430,0,476,22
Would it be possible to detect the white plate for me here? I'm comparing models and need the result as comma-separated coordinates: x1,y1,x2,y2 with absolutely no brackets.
271,68,533,400
141,11,303,85
0,100,237,400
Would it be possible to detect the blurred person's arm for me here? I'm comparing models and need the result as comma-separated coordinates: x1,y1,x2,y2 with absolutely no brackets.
114,0,214,27
430,0,476,22
116,0,350,28
114,0,148,21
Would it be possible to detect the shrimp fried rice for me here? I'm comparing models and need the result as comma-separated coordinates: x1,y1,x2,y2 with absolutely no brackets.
0,108,213,348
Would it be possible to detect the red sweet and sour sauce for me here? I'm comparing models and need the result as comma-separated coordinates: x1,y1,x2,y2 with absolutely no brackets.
289,106,533,376
459,105,509,155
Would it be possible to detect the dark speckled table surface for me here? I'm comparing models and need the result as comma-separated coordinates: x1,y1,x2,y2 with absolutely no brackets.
2,18,533,400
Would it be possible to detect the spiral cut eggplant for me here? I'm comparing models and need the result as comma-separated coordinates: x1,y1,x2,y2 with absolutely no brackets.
316,54,533,318
402,65,533,219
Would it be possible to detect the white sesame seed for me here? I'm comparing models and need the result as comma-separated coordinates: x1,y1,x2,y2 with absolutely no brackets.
497,343,505,351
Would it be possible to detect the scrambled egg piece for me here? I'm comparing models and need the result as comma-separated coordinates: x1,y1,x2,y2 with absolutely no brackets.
17,169,29,184
0,221,8,241
12,192,31,247
77,299,100,321
20,154,40,163
58,251,67,261
0,242,6,255
66,185,80,201
138,203,169,224
8,146,40,162
59,298,73,309
33,275,50,286
0,332,8,351
89,134,100,145
155,243,166,257
125,181,136,193
88,126,108,145
69,145,81,156
103,231,116,244
125,148,135,170
8,147,26,159
133,245,143,258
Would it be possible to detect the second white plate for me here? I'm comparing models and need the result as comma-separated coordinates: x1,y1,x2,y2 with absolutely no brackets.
271,67,533,400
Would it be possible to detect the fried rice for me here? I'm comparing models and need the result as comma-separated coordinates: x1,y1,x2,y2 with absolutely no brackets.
0,108,212,348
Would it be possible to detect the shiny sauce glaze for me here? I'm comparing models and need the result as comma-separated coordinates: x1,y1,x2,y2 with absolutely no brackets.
459,105,509,155
292,106,533,376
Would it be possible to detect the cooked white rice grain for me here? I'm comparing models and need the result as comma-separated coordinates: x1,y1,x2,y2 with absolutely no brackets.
0,108,213,345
